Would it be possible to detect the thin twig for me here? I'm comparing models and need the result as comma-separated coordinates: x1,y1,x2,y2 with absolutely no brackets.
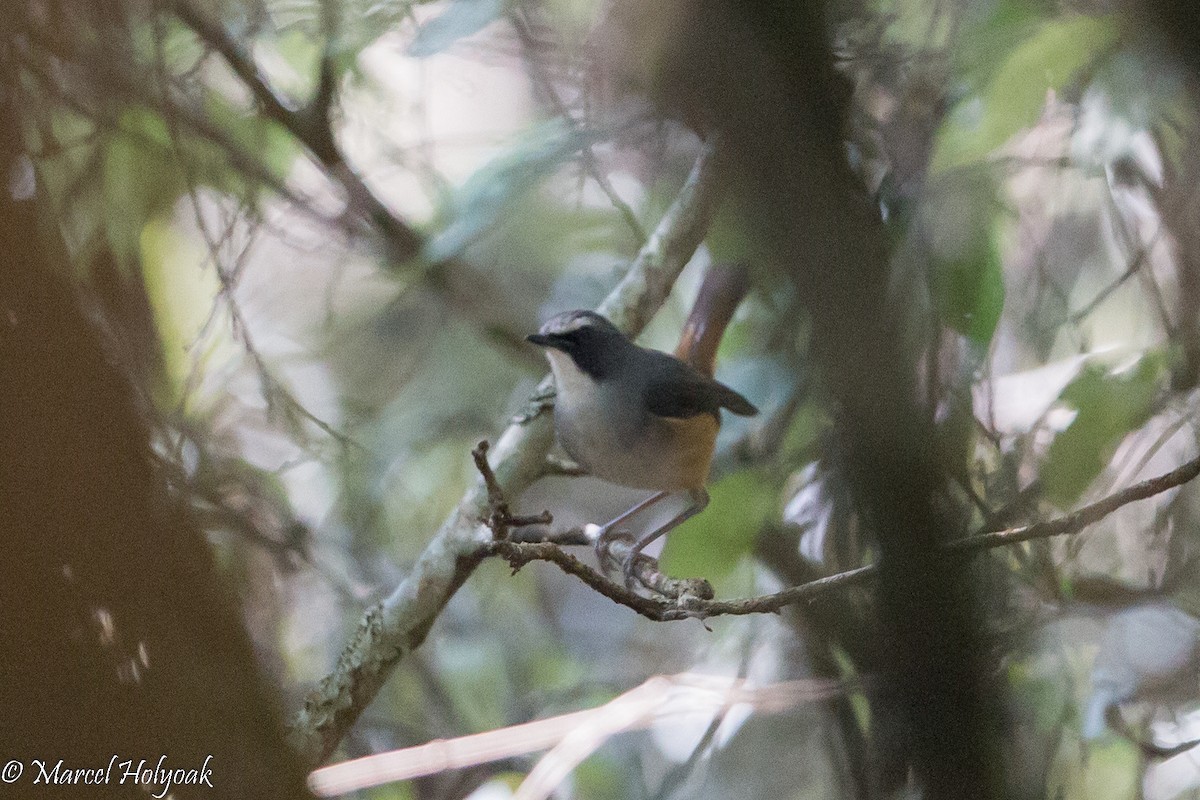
169,0,424,259
472,440,553,539
947,452,1200,553
509,8,647,245
481,453,1200,623
1069,229,1160,324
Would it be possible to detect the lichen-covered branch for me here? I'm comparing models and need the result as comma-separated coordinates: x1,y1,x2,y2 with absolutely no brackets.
289,141,721,764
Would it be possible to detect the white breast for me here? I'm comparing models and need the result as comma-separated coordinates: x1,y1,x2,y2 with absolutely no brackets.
545,351,718,491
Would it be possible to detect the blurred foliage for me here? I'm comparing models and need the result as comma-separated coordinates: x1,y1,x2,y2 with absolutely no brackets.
16,0,1200,798
931,13,1117,174
1044,353,1166,507
661,470,777,593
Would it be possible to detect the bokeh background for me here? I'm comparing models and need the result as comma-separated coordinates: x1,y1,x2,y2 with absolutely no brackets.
5,1,1200,799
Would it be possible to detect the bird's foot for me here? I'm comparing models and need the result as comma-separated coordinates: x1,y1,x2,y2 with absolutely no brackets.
621,551,646,590
594,524,627,565
594,525,636,583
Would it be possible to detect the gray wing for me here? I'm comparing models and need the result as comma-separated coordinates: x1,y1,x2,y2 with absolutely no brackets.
642,351,758,419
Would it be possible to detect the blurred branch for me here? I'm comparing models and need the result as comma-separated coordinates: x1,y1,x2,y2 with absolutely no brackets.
509,8,647,245
1068,229,1160,325
168,0,425,259
17,35,339,230
0,36,314,793
946,452,1200,554
308,672,848,797
289,141,722,765
166,0,575,369
1105,705,1200,760
168,0,333,163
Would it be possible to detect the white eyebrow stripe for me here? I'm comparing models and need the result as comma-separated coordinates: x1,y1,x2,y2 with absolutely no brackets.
540,311,601,335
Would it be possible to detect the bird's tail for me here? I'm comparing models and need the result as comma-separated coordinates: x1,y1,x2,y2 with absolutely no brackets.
715,382,758,416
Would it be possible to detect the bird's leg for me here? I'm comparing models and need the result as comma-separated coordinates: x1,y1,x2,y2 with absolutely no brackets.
595,491,671,572
622,488,709,589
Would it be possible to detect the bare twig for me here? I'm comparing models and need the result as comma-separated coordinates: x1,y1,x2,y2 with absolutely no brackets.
509,8,647,245
484,540,717,621
472,440,553,539
168,1,298,142
482,452,1200,623
489,539,872,621
945,452,1200,553
472,440,715,605
169,0,425,259
508,524,591,546
1068,228,1161,324
165,0,590,372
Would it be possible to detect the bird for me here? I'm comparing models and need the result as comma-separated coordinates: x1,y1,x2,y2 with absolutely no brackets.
527,309,757,586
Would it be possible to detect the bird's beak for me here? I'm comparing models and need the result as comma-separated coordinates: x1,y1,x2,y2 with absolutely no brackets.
526,333,556,348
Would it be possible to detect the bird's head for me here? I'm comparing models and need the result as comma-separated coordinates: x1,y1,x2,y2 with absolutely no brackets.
527,311,629,379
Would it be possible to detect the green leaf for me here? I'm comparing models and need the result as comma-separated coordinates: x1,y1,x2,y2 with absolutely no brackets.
950,0,1047,87
922,171,1006,345
139,217,222,405
1082,739,1139,800
1043,354,1165,507
423,120,596,263
102,109,185,260
660,470,776,588
269,28,324,102
931,14,1117,173
203,90,301,183
408,0,505,57
937,229,1005,345
780,402,831,466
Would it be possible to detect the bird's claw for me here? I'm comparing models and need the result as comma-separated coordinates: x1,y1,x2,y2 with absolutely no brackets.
595,525,637,584
621,554,641,590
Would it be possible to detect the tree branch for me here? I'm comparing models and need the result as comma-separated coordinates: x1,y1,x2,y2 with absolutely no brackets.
168,0,425,259
308,672,850,797
165,0,614,369
289,141,722,765
483,453,1200,622
945,453,1200,554
509,8,647,246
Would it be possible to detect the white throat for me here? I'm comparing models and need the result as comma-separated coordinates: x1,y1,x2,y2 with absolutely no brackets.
544,349,598,407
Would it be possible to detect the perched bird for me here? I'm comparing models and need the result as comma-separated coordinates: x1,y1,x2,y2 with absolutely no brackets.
527,310,757,585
